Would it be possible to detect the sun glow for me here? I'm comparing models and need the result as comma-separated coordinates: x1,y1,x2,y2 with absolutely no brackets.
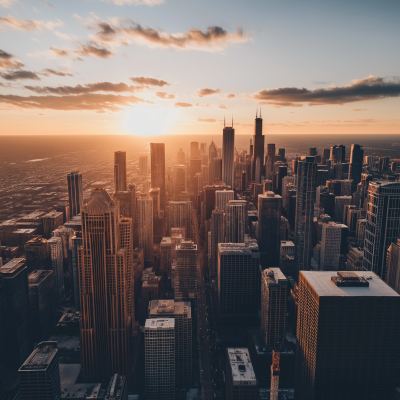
122,106,181,136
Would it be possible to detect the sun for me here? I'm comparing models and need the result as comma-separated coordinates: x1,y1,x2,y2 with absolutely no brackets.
122,106,181,136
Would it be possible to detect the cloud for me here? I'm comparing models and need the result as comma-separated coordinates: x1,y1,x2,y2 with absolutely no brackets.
219,104,227,109
196,88,220,97
352,108,366,111
259,101,303,108
50,47,69,57
25,82,143,95
0,0,16,8
99,0,164,5
197,118,216,122
130,76,169,86
75,43,114,58
0,93,145,111
155,92,175,99
0,15,63,30
195,103,210,107
0,70,40,81
253,76,400,106
0,49,24,69
226,93,235,98
41,68,73,77
41,0,55,7
174,102,192,108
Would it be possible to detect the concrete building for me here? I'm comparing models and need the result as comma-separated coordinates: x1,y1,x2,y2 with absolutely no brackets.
52,226,74,263
69,232,82,311
19,341,61,400
28,269,54,343
113,188,136,220
48,236,65,304
349,144,364,187
261,268,288,351
145,318,175,400
215,189,234,212
295,270,400,400
386,239,400,294
225,200,247,243
150,143,166,210
149,299,192,390
168,201,193,240
175,241,197,300
173,165,188,199
347,247,364,271
67,171,84,219
42,211,64,239
137,194,154,265
334,196,352,223
218,242,260,328
222,124,235,189
209,209,224,277
25,235,50,272
114,151,127,192
226,348,258,400
363,181,400,278
139,155,148,175
160,237,172,274
319,222,346,271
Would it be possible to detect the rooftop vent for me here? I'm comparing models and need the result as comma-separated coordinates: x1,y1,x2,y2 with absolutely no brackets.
238,365,246,373
331,271,369,287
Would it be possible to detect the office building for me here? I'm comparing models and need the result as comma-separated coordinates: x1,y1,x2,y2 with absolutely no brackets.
226,348,258,400
190,141,200,159
208,141,219,184
218,242,260,328
113,188,136,220
173,165,188,199
70,232,82,311
309,147,317,156
56,200,70,223
386,239,400,294
222,124,235,189
52,226,74,263
79,188,132,382
349,144,364,187
295,270,400,400
67,171,84,219
42,211,63,239
177,148,185,164
204,184,231,221
294,157,317,272
145,318,175,400
160,237,172,274
149,299,192,390
252,111,265,182
0,275,5,400
261,268,288,351
363,181,400,277
258,192,282,269
225,200,247,243
321,148,330,164
150,143,166,210
138,194,154,265
215,189,234,212
48,236,65,304
114,151,127,192
347,247,364,271
175,241,197,300
0,258,32,392
334,195,352,223
319,222,346,270
25,235,50,272
19,341,61,400
139,155,148,174
209,209,224,277
28,269,54,342
168,201,193,240
280,241,296,277
104,374,128,400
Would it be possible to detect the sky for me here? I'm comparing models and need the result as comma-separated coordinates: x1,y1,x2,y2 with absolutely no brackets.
0,0,399,136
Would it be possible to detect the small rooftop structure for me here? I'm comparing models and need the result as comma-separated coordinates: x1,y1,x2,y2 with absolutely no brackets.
219,241,259,255
145,318,175,329
1,257,26,274
227,348,257,385
19,341,58,371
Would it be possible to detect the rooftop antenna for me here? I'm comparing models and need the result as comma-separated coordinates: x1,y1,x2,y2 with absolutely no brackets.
224,115,225,128
256,108,258,119
232,115,233,127
260,106,262,119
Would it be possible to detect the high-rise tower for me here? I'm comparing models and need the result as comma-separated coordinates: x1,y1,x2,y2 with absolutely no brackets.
349,144,364,187
222,123,235,189
138,194,154,265
67,171,84,219
114,151,127,192
150,143,166,210
251,110,265,182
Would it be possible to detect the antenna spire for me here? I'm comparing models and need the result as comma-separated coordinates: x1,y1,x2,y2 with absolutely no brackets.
232,115,233,127
224,115,225,128
260,107,262,119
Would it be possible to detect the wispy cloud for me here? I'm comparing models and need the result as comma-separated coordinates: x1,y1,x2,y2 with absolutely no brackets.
226,93,235,98
50,47,69,57
75,43,114,58
99,0,164,6
25,82,143,94
130,76,169,86
196,88,220,97
174,102,192,107
155,92,174,99
0,49,23,69
352,108,366,111
197,118,216,122
0,15,63,30
254,76,400,106
219,104,227,109
0,0,17,8
41,69,73,77
1,70,40,81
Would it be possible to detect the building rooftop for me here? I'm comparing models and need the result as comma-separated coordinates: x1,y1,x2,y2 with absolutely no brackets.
48,236,62,244
281,241,294,247
19,342,58,371
1,257,26,274
26,235,48,246
259,191,282,199
301,270,400,297
262,268,288,285
227,348,257,385
43,211,63,219
145,318,175,329
160,237,172,245
149,299,191,319
20,210,47,220
219,242,259,255
28,269,52,284
13,228,36,234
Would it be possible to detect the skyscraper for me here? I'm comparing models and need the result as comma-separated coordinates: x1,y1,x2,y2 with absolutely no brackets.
25,235,50,272
363,181,400,277
349,144,364,187
0,275,5,400
261,268,288,351
294,157,317,272
67,171,84,219
215,189,234,212
175,241,197,300
190,141,200,159
79,188,132,382
334,195,352,223
145,318,175,400
48,236,65,305
139,154,148,174
209,209,224,277
258,192,282,269
225,200,247,243
150,143,166,210
138,194,154,265
19,341,61,400
295,270,400,400
251,111,264,182
319,222,347,270
168,201,193,240
222,124,235,189
208,140,219,184
386,239,400,294
114,151,127,192
173,165,188,199
70,232,82,311
218,242,260,328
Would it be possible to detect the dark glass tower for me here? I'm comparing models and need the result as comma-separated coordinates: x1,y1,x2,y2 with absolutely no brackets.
67,171,84,219
251,110,264,182
349,144,364,186
150,143,166,210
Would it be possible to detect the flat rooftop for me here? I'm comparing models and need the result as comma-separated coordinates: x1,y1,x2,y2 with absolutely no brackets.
281,241,294,247
19,342,57,371
301,270,400,297
149,299,191,319
160,237,172,245
219,242,259,254
60,364,102,399
1,257,26,274
29,269,52,284
145,318,175,329
227,348,257,384
262,268,288,285
43,211,63,219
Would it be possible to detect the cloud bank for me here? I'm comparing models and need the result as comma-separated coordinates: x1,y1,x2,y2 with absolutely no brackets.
196,88,220,97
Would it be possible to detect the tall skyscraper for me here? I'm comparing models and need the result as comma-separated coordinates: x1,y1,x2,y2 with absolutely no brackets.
222,124,235,189
251,110,265,182
19,341,61,400
177,148,185,164
215,189,234,212
218,242,260,328
139,154,148,174
67,171,84,219
175,241,197,300
260,268,288,351
190,141,200,159
258,192,282,268
386,239,400,294
149,299,192,390
334,195,352,223
208,140,219,184
0,275,5,400
79,188,132,382
349,144,364,187
113,188,136,219
70,232,82,311
42,211,64,239
138,194,154,265
168,201,193,240
295,270,400,400
294,157,317,272
308,147,317,156
319,222,347,270
114,151,127,192
145,318,175,400
48,236,65,305
173,165,188,199
28,269,54,343
209,209,224,277
225,200,246,243
25,235,50,272
150,143,166,210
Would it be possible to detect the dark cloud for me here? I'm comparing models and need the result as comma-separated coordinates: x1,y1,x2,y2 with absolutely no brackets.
0,70,40,81
253,76,400,106
41,69,73,77
0,49,24,69
130,76,169,87
197,118,216,122
25,82,143,95
174,102,192,108
95,22,117,42
0,15,63,30
226,93,235,98
75,43,114,58
258,101,303,108
0,49,12,59
196,88,220,97
155,92,175,99
50,47,69,57
0,93,145,112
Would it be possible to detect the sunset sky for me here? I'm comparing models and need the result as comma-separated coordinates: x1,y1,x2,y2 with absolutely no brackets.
0,0,399,136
